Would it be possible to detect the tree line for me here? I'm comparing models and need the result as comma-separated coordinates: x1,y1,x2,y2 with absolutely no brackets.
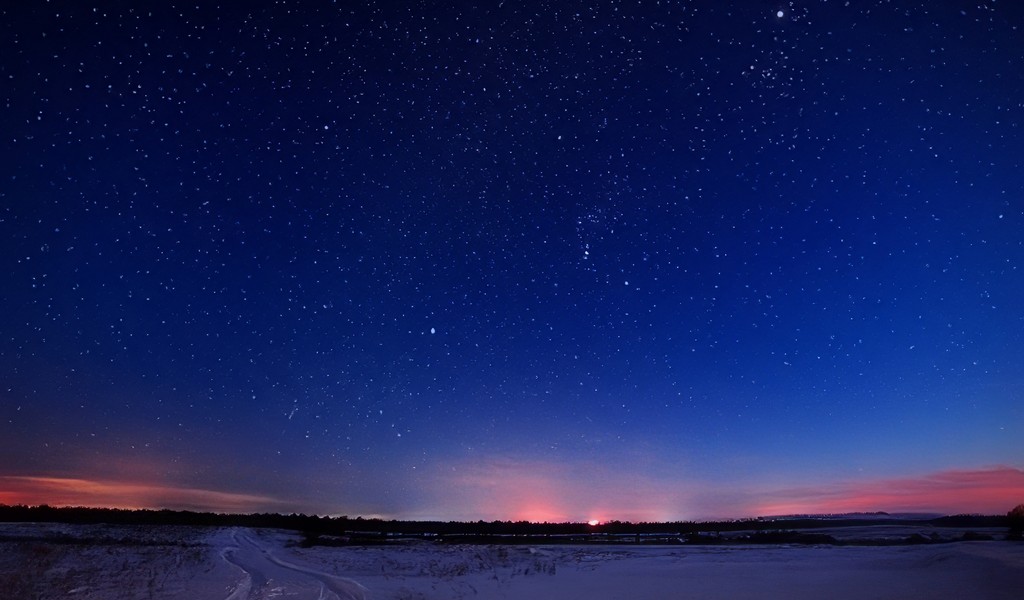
0,503,1014,539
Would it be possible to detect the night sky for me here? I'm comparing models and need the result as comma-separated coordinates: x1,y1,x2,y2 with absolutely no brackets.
2,1,1023,522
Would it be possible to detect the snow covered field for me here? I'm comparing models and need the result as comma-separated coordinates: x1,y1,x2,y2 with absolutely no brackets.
2,524,1023,599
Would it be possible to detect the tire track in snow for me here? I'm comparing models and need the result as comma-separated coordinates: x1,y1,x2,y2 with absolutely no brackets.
219,528,367,600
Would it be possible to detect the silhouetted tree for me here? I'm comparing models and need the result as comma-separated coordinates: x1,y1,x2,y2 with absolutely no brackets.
1008,504,1024,540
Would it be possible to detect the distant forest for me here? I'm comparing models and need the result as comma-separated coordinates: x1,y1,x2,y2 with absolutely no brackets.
0,504,1011,546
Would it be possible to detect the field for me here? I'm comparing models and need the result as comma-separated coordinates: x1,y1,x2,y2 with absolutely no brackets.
2,523,1022,599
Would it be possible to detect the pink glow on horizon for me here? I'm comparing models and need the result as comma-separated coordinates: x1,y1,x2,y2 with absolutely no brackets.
751,467,1024,516
424,457,1024,521
3,464,1021,520
424,456,684,522
0,476,290,513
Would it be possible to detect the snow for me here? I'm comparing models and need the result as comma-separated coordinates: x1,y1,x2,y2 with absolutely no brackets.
2,524,1022,599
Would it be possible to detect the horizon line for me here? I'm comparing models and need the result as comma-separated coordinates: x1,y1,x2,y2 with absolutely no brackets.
0,502,1010,524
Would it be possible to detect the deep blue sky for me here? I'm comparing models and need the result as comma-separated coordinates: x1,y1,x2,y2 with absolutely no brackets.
2,1,1023,520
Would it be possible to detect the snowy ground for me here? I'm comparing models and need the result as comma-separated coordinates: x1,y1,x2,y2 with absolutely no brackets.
2,524,1023,599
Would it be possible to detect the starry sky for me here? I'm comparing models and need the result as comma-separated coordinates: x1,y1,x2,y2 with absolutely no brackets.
2,1,1023,522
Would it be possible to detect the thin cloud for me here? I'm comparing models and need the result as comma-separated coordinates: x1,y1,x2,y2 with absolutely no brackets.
750,466,1024,516
0,476,291,513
